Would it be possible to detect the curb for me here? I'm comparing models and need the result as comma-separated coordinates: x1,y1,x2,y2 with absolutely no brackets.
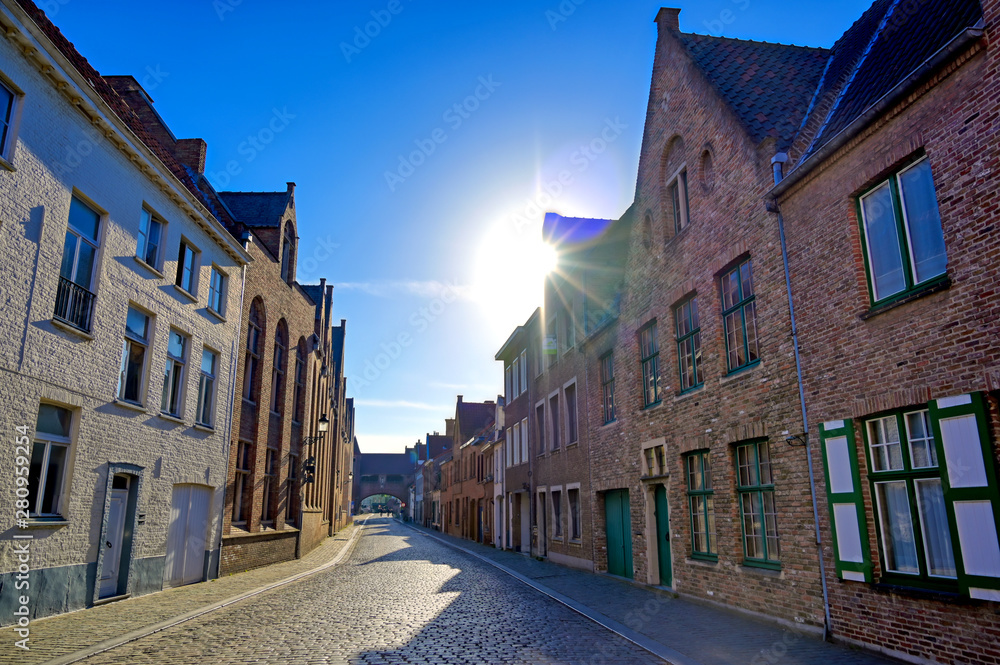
41,519,369,665
402,522,701,665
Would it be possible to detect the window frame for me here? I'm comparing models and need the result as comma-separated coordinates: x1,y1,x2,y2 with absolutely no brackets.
136,207,165,271
564,380,578,445
686,451,717,560
175,238,200,295
28,404,74,519
548,391,561,450
196,347,218,427
208,265,226,316
639,321,661,407
568,486,582,541
55,195,103,332
735,440,780,568
232,440,252,526
666,166,690,236
600,352,616,424
857,155,948,306
552,488,563,540
117,305,151,405
261,445,278,526
720,258,759,374
0,73,24,166
675,296,703,393
160,328,189,417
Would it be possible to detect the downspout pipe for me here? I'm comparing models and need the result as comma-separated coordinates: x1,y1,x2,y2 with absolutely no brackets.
215,231,252,579
769,154,832,641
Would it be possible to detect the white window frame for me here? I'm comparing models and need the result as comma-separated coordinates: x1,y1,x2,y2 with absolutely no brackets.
196,347,218,427
118,305,152,405
29,404,74,518
563,379,578,445
551,485,563,540
666,164,690,236
161,328,188,417
136,206,165,270
520,417,529,461
535,400,546,453
548,390,561,450
175,238,200,296
567,482,582,542
208,265,226,316
0,72,24,167
512,357,520,397
519,349,528,393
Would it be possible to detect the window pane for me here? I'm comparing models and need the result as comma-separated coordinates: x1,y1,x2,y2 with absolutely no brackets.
41,444,67,514
125,307,149,340
0,83,13,149
742,492,763,559
145,218,161,266
74,241,96,289
876,481,920,574
758,442,772,485
898,160,946,284
137,209,150,260
69,197,100,240
915,478,956,578
28,442,45,513
869,416,903,471
744,301,758,363
861,182,906,300
721,270,739,310
763,491,780,560
60,231,77,280
36,404,72,438
123,341,145,402
905,411,937,469
168,331,185,359
725,311,744,370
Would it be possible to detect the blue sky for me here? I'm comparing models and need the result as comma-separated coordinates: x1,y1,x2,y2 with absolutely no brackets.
52,0,873,453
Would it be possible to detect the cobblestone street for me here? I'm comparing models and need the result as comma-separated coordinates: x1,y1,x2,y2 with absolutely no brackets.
74,518,662,665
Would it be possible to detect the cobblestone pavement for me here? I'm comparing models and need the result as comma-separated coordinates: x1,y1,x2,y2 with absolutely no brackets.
0,521,361,665
69,517,662,665
407,523,900,665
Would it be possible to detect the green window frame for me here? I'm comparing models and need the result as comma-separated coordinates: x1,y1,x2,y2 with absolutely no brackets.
686,451,716,559
675,296,702,393
720,259,759,373
819,420,873,583
639,321,660,407
857,155,947,306
600,352,615,424
860,393,1000,597
735,440,780,568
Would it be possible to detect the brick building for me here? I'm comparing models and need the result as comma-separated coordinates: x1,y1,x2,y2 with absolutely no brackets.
768,0,1000,661
0,0,250,621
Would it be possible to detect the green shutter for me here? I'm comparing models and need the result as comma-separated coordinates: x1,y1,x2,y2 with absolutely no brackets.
929,392,1000,599
820,419,873,582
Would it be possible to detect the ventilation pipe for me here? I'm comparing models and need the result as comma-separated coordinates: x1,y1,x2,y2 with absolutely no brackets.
770,152,832,641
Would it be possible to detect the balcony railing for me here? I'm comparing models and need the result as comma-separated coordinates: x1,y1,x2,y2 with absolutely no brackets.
53,276,95,332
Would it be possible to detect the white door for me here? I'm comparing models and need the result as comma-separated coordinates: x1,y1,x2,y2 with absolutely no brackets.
99,488,128,597
165,485,212,587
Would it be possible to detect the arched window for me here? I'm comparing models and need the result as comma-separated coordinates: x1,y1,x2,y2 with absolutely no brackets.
280,225,295,283
293,339,307,424
242,300,264,404
662,136,689,237
270,320,288,414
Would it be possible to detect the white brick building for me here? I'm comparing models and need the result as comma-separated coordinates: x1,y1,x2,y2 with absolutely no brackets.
0,0,251,621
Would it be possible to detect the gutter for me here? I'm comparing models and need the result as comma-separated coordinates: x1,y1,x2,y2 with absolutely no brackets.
769,23,984,201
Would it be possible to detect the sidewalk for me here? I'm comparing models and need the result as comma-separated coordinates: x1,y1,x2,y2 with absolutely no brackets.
404,522,901,665
0,521,362,665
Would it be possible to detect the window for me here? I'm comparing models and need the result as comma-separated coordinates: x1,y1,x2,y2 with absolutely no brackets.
687,451,716,558
643,443,666,477
261,446,277,525
271,323,288,414
505,365,512,402
505,428,512,467
859,156,947,304
512,423,520,466
569,488,581,540
549,394,561,449
519,350,528,393
286,453,299,525
55,196,101,332
136,208,163,269
565,383,578,444
667,169,689,235
552,490,563,539
117,306,150,404
720,259,759,373
562,310,576,351
736,441,779,566
520,417,528,461
243,302,263,403
675,297,703,392
281,229,294,282
867,411,956,580
208,266,226,315
0,77,21,162
175,240,198,294
161,329,188,417
232,441,252,525
536,403,546,452
600,353,615,423
28,404,72,517
292,343,306,424
512,356,520,397
196,348,217,427
639,322,661,407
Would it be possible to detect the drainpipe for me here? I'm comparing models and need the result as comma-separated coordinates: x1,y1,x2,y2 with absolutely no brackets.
214,232,251,579
769,154,832,641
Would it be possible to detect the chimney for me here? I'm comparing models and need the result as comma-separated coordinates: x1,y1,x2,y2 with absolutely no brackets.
175,138,207,174
457,395,463,403
656,7,680,32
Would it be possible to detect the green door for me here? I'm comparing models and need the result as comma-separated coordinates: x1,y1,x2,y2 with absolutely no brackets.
605,489,633,578
655,485,672,586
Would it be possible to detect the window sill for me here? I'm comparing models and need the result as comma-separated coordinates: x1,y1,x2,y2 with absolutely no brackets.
158,412,185,425
206,307,226,323
870,581,964,603
193,423,215,433
860,276,951,320
51,318,94,340
566,441,579,449
642,400,664,413
719,361,762,385
172,284,198,303
600,419,619,429
23,518,69,529
114,399,148,413
741,561,782,574
687,555,719,566
0,155,15,172
133,256,164,278
569,539,583,546
674,385,705,402
551,447,562,455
